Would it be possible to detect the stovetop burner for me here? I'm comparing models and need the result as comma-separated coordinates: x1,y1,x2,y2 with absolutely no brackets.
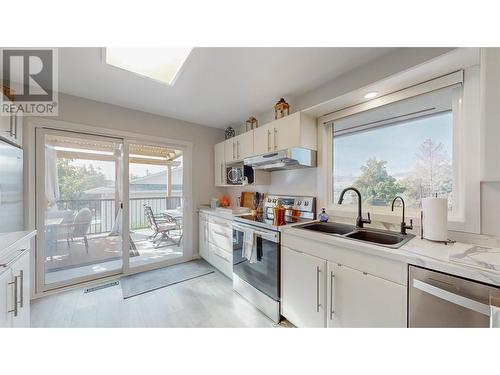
234,195,316,231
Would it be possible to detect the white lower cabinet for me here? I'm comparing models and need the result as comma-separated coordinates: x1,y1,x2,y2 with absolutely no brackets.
281,246,326,328
199,212,233,279
0,270,13,328
199,214,209,261
281,243,407,328
327,262,407,328
0,250,31,328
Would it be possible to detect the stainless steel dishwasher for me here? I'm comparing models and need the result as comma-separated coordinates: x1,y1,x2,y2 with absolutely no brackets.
409,265,500,327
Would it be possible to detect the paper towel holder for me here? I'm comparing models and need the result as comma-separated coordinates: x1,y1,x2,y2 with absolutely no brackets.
420,210,456,245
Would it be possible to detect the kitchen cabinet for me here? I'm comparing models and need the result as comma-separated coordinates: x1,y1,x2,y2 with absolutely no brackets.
0,269,13,328
326,262,406,328
0,95,23,148
10,251,30,327
0,249,31,328
224,131,254,163
214,142,225,186
199,213,233,279
198,213,209,261
253,112,317,155
281,246,326,328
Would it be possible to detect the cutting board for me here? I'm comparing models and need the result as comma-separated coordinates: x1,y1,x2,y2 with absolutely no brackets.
240,192,256,209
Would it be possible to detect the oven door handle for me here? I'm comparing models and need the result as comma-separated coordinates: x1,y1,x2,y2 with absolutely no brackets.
413,279,491,316
233,223,279,243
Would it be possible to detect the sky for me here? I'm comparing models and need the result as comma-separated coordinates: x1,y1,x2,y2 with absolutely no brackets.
333,112,453,181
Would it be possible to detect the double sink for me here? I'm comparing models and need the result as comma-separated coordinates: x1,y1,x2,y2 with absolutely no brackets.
296,221,415,249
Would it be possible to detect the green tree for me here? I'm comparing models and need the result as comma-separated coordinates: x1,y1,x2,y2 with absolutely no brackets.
57,158,110,200
353,158,406,206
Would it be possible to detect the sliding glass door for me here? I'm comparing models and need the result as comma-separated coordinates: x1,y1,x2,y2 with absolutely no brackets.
35,128,190,291
126,142,184,270
36,129,124,290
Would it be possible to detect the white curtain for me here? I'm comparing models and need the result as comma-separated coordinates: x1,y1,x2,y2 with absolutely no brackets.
109,144,123,236
45,145,60,210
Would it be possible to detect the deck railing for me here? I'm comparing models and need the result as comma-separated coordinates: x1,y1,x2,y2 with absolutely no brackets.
56,196,182,235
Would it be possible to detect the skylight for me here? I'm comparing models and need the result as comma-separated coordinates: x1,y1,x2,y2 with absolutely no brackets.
104,47,193,86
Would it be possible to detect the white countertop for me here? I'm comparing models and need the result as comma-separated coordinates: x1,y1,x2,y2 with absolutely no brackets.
0,230,37,274
283,225,500,287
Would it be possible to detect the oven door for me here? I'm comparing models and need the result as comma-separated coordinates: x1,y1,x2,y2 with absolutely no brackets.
232,222,280,301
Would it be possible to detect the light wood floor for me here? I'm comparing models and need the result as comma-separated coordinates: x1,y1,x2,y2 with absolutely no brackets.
31,271,276,328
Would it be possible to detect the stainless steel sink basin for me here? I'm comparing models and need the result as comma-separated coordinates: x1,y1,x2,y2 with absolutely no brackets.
297,222,356,235
296,221,414,248
345,229,407,246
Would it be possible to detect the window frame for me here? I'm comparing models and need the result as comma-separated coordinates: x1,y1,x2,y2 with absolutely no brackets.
321,67,481,233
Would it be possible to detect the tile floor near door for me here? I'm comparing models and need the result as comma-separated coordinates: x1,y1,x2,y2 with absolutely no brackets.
31,270,275,328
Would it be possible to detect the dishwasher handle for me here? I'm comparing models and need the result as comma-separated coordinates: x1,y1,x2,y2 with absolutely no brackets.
413,278,491,317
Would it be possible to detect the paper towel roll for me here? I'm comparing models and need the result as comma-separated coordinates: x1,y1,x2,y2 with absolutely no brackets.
422,197,448,241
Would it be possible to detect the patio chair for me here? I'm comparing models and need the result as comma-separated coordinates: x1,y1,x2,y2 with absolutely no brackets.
68,208,92,253
144,205,179,248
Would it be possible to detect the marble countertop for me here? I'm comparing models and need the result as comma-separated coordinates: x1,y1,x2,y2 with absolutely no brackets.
283,225,500,287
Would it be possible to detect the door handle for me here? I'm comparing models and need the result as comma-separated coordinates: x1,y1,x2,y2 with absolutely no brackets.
413,279,491,316
232,142,236,160
220,164,223,184
7,115,13,137
214,230,229,238
267,129,271,152
330,271,335,319
237,141,240,159
19,270,24,308
13,114,18,139
316,266,321,312
274,128,278,150
8,275,18,317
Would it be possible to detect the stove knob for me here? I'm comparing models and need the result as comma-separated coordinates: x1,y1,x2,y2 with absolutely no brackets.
304,201,309,206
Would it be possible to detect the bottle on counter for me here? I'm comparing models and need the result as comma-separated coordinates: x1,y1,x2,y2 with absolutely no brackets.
319,208,329,223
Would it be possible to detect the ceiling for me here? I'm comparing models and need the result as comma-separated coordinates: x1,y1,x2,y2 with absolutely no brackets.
58,47,395,128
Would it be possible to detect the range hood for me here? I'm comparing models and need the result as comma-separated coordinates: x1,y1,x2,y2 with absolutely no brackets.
243,147,317,171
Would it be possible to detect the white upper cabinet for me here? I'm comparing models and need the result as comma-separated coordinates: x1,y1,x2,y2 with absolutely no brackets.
281,246,326,328
253,112,317,156
327,262,407,328
0,94,23,147
224,131,254,164
214,142,225,186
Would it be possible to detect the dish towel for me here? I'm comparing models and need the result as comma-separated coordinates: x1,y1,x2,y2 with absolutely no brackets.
242,227,257,264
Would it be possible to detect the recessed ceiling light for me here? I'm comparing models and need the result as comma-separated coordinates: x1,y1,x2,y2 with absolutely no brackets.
364,91,379,99
104,47,193,86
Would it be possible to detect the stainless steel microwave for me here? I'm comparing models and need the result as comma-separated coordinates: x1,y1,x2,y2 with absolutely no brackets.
226,164,254,185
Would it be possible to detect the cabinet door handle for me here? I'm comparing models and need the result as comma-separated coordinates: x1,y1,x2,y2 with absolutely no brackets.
13,114,18,139
8,276,18,317
19,270,24,308
274,128,278,150
232,142,236,160
220,164,223,184
237,141,240,159
267,130,271,152
330,271,335,320
214,230,229,238
7,115,13,136
316,266,321,313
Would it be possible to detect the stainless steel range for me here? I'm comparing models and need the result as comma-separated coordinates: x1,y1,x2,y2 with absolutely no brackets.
232,195,316,323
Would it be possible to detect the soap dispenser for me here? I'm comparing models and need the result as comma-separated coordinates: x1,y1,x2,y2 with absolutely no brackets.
319,208,329,222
